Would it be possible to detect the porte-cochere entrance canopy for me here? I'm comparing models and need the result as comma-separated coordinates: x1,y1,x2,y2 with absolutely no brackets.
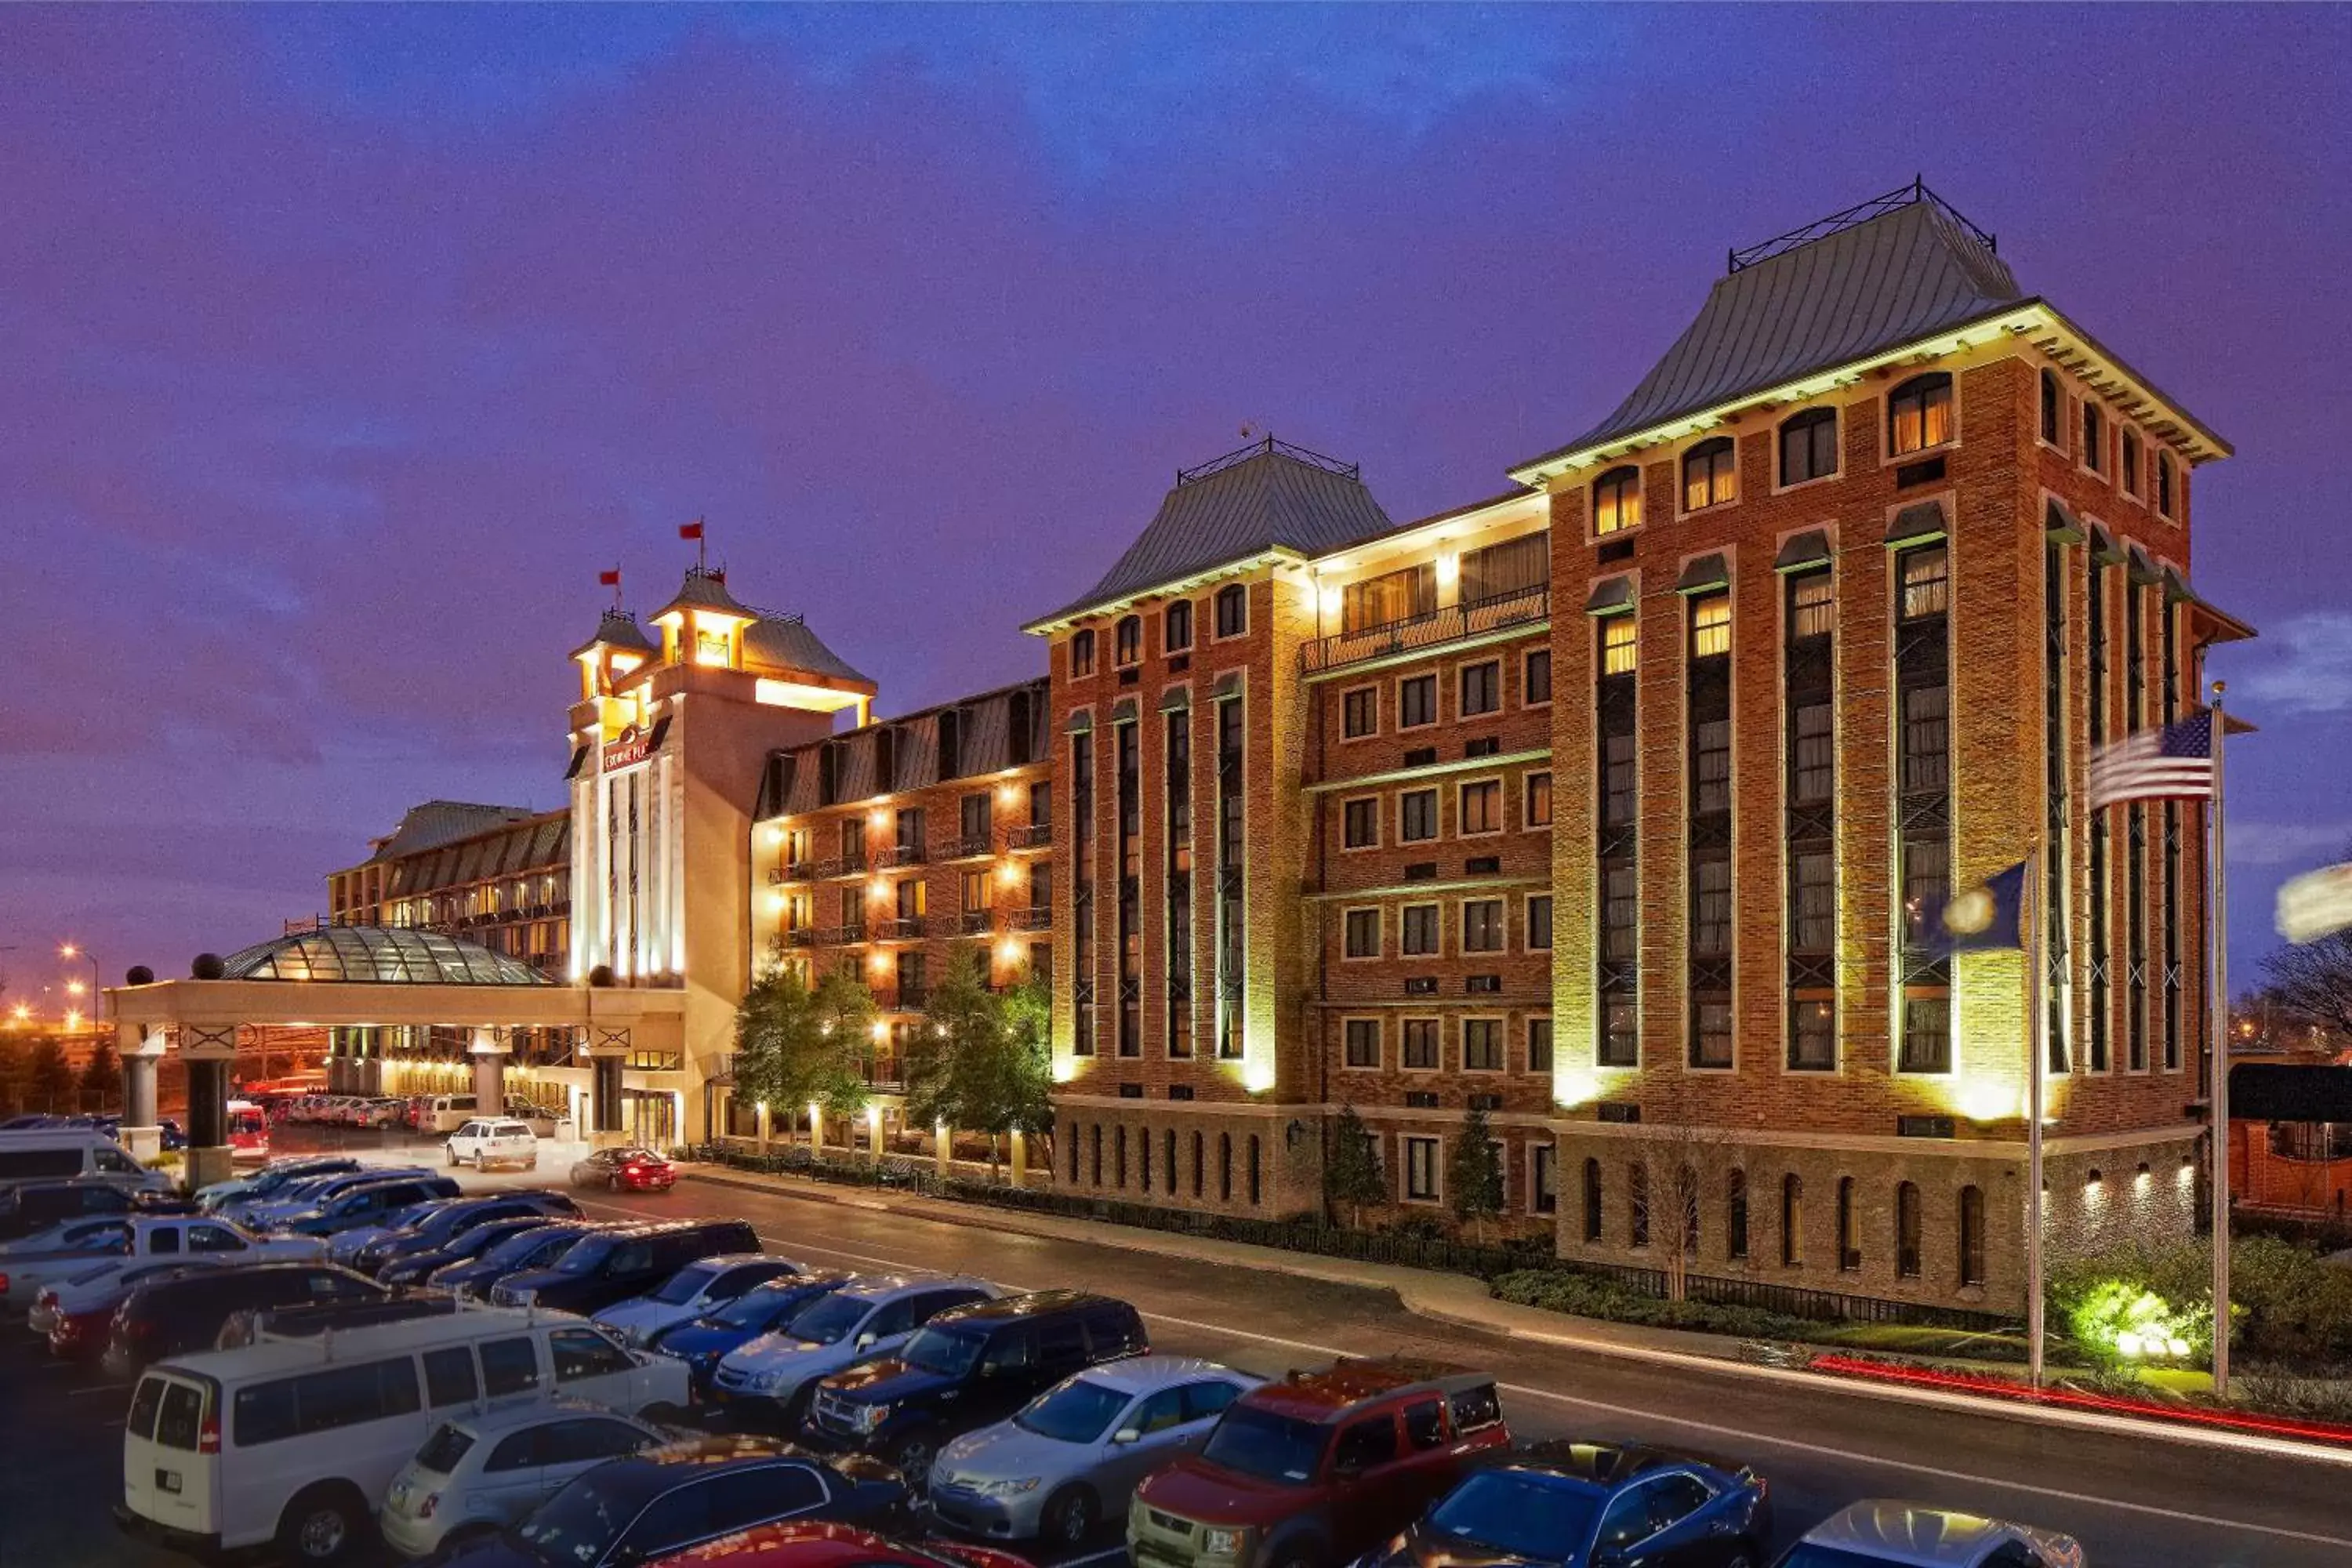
217,927,554,986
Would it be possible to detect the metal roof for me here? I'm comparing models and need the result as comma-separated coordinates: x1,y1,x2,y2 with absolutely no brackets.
743,615,873,688
368,802,538,864
1518,187,2024,469
652,565,754,622
567,608,656,660
218,927,554,985
1029,437,1396,629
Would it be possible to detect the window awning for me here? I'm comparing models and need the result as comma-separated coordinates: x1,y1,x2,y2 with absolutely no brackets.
1884,500,1947,548
2162,567,2194,604
1158,685,1191,713
1674,553,1730,596
1584,575,1636,617
2089,526,2126,565
1214,670,1243,700
1110,697,1139,725
2126,546,2162,585
2045,497,2085,543
1065,709,1093,735
1773,529,1832,574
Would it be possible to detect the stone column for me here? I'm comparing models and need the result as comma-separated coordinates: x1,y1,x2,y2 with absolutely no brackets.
867,1106,884,1167
934,1120,952,1179
756,1101,771,1156
469,1028,510,1118
182,1024,238,1192
118,1024,165,1160
1010,1129,1029,1189
808,1103,824,1156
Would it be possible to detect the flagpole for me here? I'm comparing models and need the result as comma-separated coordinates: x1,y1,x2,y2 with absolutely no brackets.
2026,844,2046,1388
2209,682,2231,1399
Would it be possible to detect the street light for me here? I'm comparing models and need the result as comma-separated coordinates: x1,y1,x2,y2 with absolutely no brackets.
60,942,99,1001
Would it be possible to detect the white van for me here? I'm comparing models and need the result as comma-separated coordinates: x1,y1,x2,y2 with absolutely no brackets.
423,1095,479,1134
0,1131,172,1196
117,1306,690,1563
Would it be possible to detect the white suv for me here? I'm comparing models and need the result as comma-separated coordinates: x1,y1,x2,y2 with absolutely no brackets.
445,1120,538,1171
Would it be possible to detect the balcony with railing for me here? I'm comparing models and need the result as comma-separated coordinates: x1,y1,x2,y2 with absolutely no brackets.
1009,906,1052,932
811,851,866,880
872,843,927,870
955,910,993,936
880,986,929,1013
1300,585,1550,674
865,1055,907,1091
768,864,811,887
937,833,993,862
875,916,929,942
812,921,867,946
1002,822,1054,851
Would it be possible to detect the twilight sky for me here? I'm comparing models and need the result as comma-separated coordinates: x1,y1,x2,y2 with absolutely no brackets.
3,5,2348,1003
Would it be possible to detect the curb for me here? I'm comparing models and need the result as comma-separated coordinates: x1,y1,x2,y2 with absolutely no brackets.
679,1167,2352,1472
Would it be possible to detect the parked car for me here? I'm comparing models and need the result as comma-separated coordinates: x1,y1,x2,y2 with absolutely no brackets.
1361,1439,1773,1568
1770,1501,2083,1568
423,1094,482,1134
4,1214,322,1310
115,1308,688,1564
330,1199,464,1267
1127,1359,1512,1568
380,1216,561,1289
200,1156,361,1216
33,1259,216,1361
216,1290,463,1348
447,1117,540,1171
711,1274,1001,1428
428,1436,916,1568
104,1261,387,1375
240,1167,442,1229
276,1175,465,1239
431,1221,612,1301
354,1190,581,1276
597,1254,803,1346
380,1398,674,1559
489,1218,763,1315
650,1271,857,1396
0,1129,174,1195
807,1292,1149,1488
644,1520,1040,1568
930,1356,1257,1547
0,1176,183,1242
570,1145,678,1192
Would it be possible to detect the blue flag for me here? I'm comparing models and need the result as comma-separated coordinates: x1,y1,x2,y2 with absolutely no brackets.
1914,861,2027,954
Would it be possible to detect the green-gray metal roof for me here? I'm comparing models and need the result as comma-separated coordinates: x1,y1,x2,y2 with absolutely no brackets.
220,927,554,985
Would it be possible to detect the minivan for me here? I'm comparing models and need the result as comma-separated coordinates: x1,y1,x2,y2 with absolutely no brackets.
0,1131,173,1196
423,1094,480,1134
115,1308,689,1563
488,1218,761,1315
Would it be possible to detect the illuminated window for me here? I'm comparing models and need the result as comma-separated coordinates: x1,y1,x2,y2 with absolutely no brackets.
1682,437,1737,510
2039,368,2062,446
960,869,989,914
1525,771,1552,828
1779,408,1838,485
1164,600,1193,652
1459,780,1501,835
1887,372,1953,455
1690,593,1730,659
1592,466,1642,535
1343,564,1436,632
694,626,731,666
1070,630,1096,677
1114,615,1142,666
1791,572,1834,639
1600,617,1638,676
1900,546,1949,621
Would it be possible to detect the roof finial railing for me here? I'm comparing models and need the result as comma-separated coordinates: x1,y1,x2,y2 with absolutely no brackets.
1727,180,1997,273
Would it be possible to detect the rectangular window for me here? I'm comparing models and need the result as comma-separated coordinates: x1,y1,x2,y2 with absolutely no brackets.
1459,780,1501,835
1462,900,1504,953
1343,564,1436,633
1902,837,1951,950
1900,684,1949,794
960,793,992,841
1691,999,1733,1069
1900,546,1949,622
1399,674,1437,728
1790,850,1834,953
1403,1018,1440,1070
1525,771,1552,828
1692,717,1730,815
1463,1018,1503,1071
1791,702,1833,803
1900,996,1951,1074
1601,735,1636,827
961,869,990,913
1791,572,1834,639
1523,648,1552,705
1069,630,1096,677
1461,532,1550,602
1399,789,1438,843
1598,995,1638,1068
1459,661,1501,717
1526,895,1553,951
1691,857,1731,956
1533,1145,1557,1214
1600,616,1638,676
1401,904,1439,956
1215,586,1248,638
1690,593,1730,659
1342,1018,1381,1069
1788,998,1835,1072
1341,686,1378,739
1343,908,1381,960
1601,863,1638,962
1526,1017,1554,1073
1405,1138,1440,1201
1341,797,1378,849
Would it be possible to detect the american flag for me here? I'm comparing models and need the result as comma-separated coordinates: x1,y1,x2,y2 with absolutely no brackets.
2089,710,2216,808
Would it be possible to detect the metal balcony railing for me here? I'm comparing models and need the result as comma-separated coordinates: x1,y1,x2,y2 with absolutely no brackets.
813,922,866,946
956,910,993,936
877,916,928,941
812,852,867,880
1010,906,1051,932
1003,822,1053,851
1300,585,1549,674
872,844,927,870
938,833,993,861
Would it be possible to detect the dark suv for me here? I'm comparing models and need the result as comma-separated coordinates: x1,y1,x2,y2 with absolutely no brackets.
103,1261,385,1374
805,1290,1147,1486
0,1178,185,1241
490,1218,762,1314
353,1189,580,1275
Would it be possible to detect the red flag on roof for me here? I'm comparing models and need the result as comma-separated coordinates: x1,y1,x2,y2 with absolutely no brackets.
679,521,704,541
597,569,621,587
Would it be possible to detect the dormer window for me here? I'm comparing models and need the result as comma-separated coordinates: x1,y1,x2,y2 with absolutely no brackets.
1779,408,1838,486
1592,466,1642,535
1887,372,1953,456
1114,615,1142,667
692,621,732,667
1070,629,1097,677
1682,437,1737,511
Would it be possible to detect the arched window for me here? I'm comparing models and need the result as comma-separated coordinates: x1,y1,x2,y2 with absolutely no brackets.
1592,466,1642,535
1628,1161,1650,1247
2039,368,2061,446
1165,600,1194,653
1091,1123,1103,1185
2156,452,2177,519
1896,1181,1922,1279
1138,1125,1152,1192
1682,437,1737,511
1070,628,1097,677
1887,372,1953,456
1836,1176,1860,1271
1582,1158,1603,1242
1780,1175,1803,1266
1726,1169,1749,1261
1114,1125,1127,1188
1778,408,1838,485
1247,1135,1262,1207
1114,615,1142,666
2121,430,2143,498
1165,1129,1177,1195
1067,1122,1080,1183
1214,583,1248,639
1958,1185,1987,1286
1218,1132,1232,1201
2082,401,2106,473
1191,1131,1204,1197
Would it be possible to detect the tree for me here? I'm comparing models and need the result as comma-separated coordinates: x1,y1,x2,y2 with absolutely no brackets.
2259,935,2352,1044
1621,1120,1742,1302
1323,1103,1386,1229
27,1039,74,1113
909,955,1053,1179
1447,1104,1505,1244
731,967,873,1140
79,1038,120,1113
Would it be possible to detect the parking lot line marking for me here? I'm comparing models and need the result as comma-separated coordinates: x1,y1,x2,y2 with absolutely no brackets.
580,1196,2352,1550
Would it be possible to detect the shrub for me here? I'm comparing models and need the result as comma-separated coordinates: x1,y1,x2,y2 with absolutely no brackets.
2048,1234,2352,1369
1492,1269,1818,1341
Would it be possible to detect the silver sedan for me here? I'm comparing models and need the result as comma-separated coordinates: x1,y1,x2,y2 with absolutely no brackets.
928,1355,1258,1548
